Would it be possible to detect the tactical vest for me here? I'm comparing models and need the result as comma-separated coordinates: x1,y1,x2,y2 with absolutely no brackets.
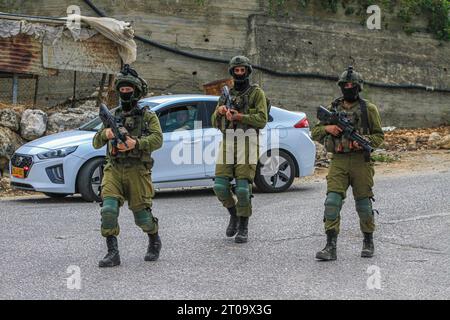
109,107,152,164
324,98,369,154
218,84,269,132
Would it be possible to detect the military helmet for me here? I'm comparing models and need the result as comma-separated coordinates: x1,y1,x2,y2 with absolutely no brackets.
337,66,364,91
228,55,253,76
114,65,148,99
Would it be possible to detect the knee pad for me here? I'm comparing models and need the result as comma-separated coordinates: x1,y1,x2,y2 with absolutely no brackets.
356,198,373,221
235,179,251,207
324,192,342,221
213,176,231,200
133,208,157,233
101,197,119,229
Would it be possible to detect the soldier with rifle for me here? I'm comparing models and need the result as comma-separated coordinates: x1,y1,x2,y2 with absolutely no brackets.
211,56,268,244
93,65,163,267
311,66,384,261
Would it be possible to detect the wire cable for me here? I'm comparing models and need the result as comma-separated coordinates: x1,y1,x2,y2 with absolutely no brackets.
82,0,450,93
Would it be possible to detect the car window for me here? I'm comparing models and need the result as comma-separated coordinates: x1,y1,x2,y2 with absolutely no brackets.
203,101,218,128
158,104,200,133
79,117,103,131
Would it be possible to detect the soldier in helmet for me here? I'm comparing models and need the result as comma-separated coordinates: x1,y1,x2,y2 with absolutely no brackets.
211,56,268,243
92,65,163,267
311,66,384,261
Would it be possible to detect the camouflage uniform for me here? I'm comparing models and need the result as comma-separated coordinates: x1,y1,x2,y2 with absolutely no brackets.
93,66,163,267
93,107,163,236
312,67,384,260
211,56,268,243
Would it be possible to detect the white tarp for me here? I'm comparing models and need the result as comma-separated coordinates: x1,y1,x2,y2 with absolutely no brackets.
67,14,137,64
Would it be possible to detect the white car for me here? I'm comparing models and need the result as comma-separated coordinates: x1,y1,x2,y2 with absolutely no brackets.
10,94,315,201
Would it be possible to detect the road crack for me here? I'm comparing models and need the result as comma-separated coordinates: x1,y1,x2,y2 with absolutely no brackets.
376,238,445,254
381,212,450,225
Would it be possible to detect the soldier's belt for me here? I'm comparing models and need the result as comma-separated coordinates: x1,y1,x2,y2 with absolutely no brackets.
111,157,144,167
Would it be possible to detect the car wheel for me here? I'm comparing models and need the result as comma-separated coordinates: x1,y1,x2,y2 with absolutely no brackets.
77,157,104,202
43,192,70,198
254,150,296,193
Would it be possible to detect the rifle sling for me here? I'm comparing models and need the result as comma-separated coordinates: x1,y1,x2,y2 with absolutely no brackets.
358,98,371,162
359,98,369,135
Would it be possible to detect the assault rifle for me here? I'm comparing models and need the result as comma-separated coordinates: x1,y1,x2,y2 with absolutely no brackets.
99,103,128,154
317,105,373,154
221,85,233,111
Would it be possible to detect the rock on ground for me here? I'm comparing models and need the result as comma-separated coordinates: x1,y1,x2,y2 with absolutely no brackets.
437,134,450,149
0,109,21,132
0,176,11,192
0,127,24,173
384,126,450,151
20,109,48,141
46,111,98,134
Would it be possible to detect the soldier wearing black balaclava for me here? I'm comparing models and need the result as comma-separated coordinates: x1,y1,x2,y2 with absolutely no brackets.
211,56,268,243
311,66,385,261
93,65,163,267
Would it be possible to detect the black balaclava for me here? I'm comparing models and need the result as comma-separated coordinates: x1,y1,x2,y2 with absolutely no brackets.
119,85,136,112
233,68,250,92
341,85,360,103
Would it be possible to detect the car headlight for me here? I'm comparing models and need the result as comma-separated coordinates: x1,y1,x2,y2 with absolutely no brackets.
37,146,78,160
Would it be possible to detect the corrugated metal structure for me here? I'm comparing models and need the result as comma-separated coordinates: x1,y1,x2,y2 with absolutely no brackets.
0,34,58,76
0,12,124,106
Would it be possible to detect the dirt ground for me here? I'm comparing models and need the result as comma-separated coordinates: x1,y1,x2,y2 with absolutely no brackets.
304,149,450,183
0,178,40,198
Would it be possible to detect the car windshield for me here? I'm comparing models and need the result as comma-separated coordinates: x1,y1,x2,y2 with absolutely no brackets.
78,102,159,131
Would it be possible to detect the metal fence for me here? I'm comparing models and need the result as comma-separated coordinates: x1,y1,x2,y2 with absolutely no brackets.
0,70,111,108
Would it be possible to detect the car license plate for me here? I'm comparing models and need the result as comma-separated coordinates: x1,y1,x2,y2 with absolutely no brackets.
12,166,25,178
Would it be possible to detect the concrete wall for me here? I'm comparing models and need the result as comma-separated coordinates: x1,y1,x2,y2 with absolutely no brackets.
0,0,448,127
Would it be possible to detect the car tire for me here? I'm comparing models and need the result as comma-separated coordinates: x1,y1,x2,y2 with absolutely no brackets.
254,150,296,193
77,157,104,202
43,192,69,198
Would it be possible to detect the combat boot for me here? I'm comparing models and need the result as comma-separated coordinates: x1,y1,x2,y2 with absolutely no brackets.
315,230,337,261
361,232,374,258
99,235,121,268
145,233,162,261
235,216,248,243
226,206,239,237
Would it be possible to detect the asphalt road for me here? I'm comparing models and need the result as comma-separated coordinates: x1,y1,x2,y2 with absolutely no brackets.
1,169,449,300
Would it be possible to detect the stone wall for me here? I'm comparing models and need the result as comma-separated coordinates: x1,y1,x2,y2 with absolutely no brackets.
0,0,448,127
